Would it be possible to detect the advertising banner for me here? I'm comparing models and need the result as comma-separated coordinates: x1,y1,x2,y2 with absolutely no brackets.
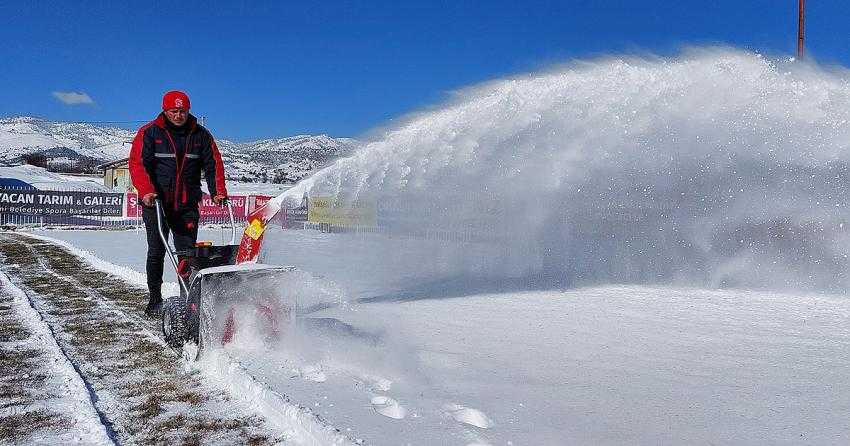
255,195,271,209
307,196,377,227
247,195,272,215
124,193,246,218
126,192,139,217
0,189,124,216
126,193,247,220
199,195,246,217
281,194,308,228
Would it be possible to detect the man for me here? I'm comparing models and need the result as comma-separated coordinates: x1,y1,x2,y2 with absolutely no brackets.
129,90,228,317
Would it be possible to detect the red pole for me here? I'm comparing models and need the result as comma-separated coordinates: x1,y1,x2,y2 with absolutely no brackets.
797,0,805,59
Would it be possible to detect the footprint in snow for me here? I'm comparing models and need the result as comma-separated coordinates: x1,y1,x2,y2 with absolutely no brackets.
353,375,392,393
444,404,493,429
371,395,407,419
364,375,392,392
300,365,327,382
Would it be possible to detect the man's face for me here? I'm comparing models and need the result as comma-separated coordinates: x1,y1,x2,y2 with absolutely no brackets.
165,108,188,126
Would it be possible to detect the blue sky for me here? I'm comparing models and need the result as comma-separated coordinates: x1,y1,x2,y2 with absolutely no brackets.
2,1,848,141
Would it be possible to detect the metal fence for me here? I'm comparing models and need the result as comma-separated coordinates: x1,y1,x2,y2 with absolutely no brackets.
0,213,142,228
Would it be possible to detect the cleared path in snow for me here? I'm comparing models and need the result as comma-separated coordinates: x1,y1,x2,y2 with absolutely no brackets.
0,271,113,444
0,232,281,445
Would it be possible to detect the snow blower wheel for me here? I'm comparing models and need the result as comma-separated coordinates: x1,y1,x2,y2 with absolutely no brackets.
162,295,189,350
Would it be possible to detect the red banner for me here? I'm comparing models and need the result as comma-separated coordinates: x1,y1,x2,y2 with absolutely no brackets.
124,193,247,218
247,195,272,215
126,192,139,217
199,195,246,217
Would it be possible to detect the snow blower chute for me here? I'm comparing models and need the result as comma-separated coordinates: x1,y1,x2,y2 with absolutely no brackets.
156,198,295,355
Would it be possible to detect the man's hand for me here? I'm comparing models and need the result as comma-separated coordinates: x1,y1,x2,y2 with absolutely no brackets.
141,193,157,207
212,195,227,205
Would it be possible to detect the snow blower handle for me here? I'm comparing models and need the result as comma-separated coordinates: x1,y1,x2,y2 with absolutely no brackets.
154,199,189,296
221,198,236,245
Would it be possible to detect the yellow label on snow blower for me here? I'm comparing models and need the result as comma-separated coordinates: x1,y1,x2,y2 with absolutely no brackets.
244,219,266,240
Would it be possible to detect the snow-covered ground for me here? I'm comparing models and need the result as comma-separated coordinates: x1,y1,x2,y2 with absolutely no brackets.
26,228,850,445
0,232,292,444
0,272,113,445
10,47,850,444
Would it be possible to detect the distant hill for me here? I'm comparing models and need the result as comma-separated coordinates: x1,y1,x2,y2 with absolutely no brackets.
0,116,135,170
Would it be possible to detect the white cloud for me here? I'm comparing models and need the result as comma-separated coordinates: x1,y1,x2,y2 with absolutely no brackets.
51,91,95,105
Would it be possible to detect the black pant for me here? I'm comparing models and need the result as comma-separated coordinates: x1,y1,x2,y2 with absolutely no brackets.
142,205,199,300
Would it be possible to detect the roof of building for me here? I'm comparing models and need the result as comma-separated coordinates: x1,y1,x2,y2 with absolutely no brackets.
98,157,129,170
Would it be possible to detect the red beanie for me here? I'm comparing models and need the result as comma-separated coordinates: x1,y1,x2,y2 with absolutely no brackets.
162,90,190,110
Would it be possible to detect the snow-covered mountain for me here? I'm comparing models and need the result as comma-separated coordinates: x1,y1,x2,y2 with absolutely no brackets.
217,135,359,183
0,116,135,164
0,116,358,183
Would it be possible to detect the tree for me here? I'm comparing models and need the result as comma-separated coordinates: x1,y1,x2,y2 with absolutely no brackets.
23,153,47,168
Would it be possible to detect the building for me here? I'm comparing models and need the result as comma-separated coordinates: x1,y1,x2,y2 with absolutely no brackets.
99,157,134,192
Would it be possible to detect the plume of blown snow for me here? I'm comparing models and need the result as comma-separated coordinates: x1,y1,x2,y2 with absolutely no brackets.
280,47,850,293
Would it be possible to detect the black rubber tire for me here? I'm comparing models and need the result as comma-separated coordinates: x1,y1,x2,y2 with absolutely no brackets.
162,296,188,350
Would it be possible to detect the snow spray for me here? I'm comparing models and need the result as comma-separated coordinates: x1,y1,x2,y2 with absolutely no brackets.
281,48,850,293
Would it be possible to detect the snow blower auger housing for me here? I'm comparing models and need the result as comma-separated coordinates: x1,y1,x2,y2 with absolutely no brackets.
155,199,295,355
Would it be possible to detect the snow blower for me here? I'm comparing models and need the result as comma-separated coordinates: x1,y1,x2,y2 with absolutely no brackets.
156,198,295,355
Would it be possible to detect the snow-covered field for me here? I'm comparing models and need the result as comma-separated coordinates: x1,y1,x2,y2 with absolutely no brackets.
22,227,850,445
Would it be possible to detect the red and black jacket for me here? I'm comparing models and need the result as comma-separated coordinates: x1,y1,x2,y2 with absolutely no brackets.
128,113,227,210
